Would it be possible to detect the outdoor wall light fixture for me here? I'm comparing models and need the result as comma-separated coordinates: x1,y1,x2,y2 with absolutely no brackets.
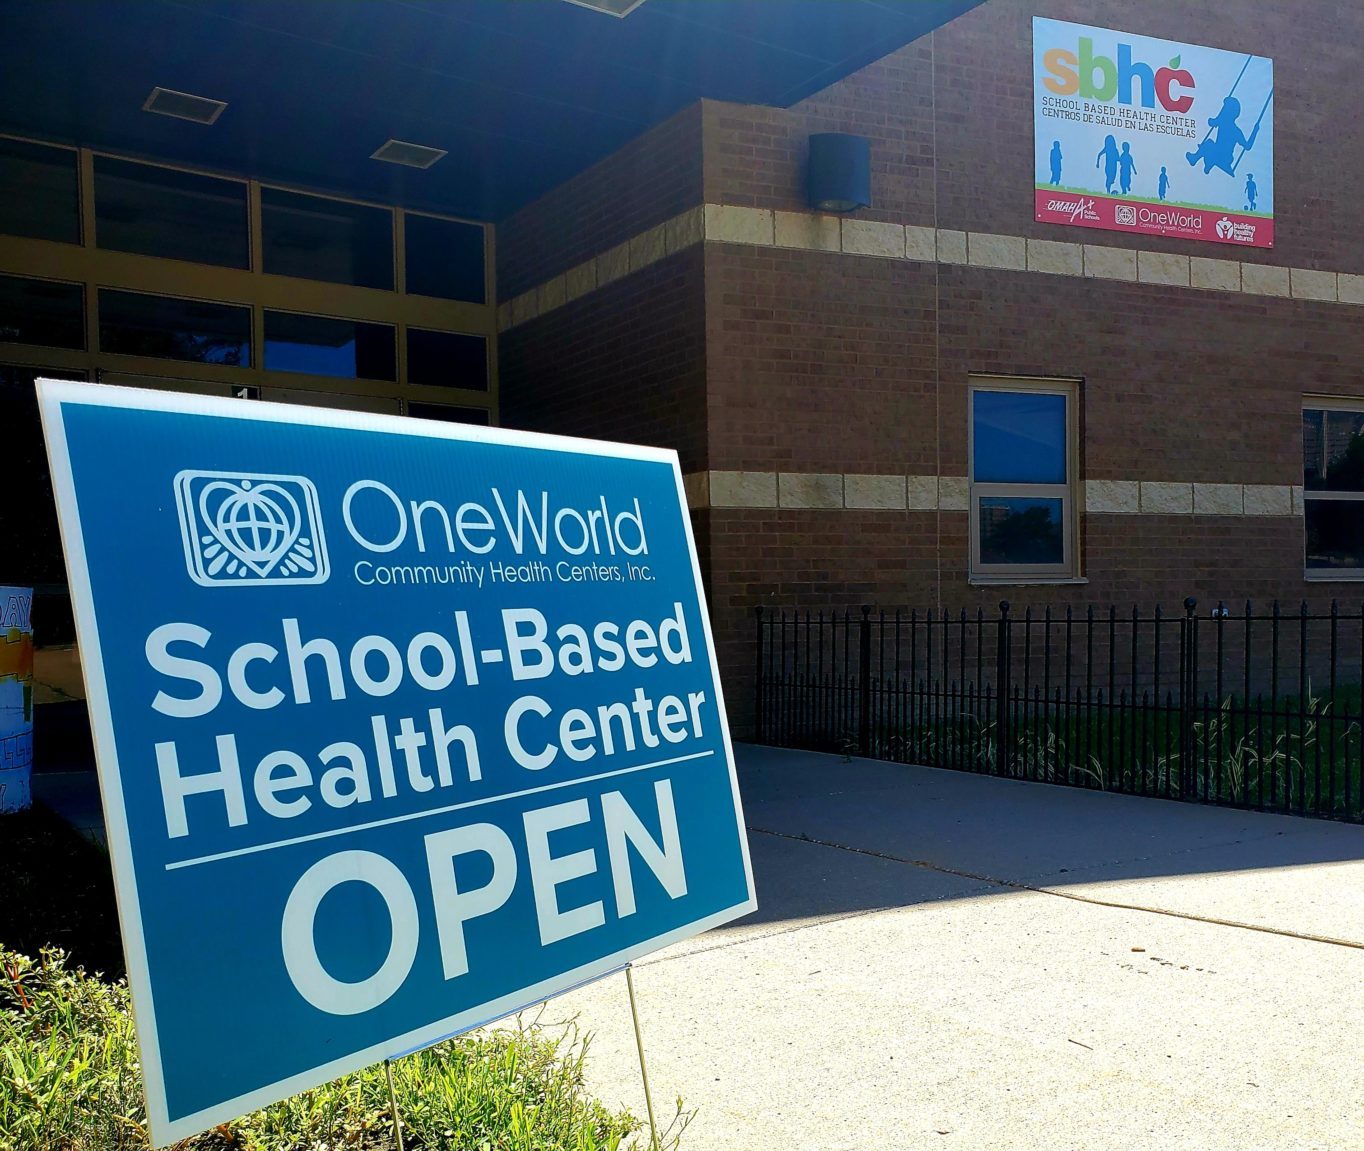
807,133,872,212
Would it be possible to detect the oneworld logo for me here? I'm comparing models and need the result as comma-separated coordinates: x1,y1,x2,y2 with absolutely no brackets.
175,471,329,587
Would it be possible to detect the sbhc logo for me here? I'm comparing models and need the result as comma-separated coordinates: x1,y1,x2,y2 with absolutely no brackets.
174,471,329,587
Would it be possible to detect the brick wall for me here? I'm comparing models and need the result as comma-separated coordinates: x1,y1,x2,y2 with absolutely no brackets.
499,247,708,471
930,0,1363,270
703,0,1364,272
497,104,703,300
498,0,1364,736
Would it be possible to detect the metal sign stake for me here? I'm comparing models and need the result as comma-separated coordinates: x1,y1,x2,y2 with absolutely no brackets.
625,964,661,1151
383,1058,405,1151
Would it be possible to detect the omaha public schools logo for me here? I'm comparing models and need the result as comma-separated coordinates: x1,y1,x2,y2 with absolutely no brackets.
174,471,329,587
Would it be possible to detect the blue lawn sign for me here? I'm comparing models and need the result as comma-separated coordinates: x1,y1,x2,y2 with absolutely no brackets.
37,380,756,1146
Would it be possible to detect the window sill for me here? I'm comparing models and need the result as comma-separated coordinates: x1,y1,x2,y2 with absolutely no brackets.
1305,572,1364,582
969,576,1089,587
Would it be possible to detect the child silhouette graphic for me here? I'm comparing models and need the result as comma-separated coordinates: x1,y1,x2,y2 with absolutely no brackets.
1118,142,1138,195
1095,135,1120,194
1049,140,1063,185
1158,166,1169,201
1244,173,1258,211
1187,96,1261,176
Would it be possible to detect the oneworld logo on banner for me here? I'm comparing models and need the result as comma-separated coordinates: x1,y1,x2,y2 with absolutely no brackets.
1033,18,1274,248
176,471,329,586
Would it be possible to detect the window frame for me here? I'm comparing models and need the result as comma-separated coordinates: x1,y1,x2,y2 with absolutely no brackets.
92,152,251,270
259,183,396,292
968,376,1080,582
1302,396,1364,581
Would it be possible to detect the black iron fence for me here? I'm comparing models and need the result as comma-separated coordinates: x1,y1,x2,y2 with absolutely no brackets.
754,600,1364,823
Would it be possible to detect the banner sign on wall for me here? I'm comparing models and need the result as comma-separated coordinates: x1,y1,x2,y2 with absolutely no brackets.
1033,17,1274,247
38,380,756,1146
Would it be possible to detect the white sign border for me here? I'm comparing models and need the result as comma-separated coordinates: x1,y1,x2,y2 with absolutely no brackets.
36,379,758,1147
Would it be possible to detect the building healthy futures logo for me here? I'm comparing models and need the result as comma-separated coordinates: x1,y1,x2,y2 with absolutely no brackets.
174,471,329,587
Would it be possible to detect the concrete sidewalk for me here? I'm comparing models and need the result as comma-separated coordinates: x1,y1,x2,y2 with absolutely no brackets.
537,746,1364,1151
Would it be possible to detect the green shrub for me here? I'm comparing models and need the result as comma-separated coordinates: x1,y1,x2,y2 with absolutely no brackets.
1,948,683,1151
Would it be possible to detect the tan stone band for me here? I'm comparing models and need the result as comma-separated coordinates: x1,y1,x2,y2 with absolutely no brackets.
683,472,1301,517
500,204,1363,331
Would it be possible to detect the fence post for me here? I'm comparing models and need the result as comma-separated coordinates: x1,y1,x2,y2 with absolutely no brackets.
754,606,766,745
996,601,1012,777
1180,597,1197,797
858,604,872,757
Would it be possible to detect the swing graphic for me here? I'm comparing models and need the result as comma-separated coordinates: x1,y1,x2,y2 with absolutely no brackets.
1186,53,1273,178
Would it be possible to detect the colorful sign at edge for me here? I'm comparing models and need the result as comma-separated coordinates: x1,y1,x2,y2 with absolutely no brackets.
1033,17,1274,248
36,379,757,1145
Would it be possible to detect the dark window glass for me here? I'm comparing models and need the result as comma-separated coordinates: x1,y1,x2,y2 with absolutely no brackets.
404,213,485,303
1306,501,1364,570
262,187,393,290
0,367,84,610
973,391,1068,484
99,290,250,366
0,275,84,349
94,156,248,268
407,328,488,390
0,139,80,244
407,401,489,425
264,312,396,381
978,497,1064,566
1303,409,1364,492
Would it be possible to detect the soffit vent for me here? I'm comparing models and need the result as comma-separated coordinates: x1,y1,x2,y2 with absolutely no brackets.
142,86,227,125
561,0,649,17
371,139,448,169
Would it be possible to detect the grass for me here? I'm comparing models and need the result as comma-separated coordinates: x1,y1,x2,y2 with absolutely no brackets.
1,947,683,1151
802,685,1364,820
0,809,689,1151
1036,182,1272,217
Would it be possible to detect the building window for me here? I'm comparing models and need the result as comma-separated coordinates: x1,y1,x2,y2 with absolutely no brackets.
0,137,80,244
264,310,396,381
969,379,1077,579
261,187,394,290
99,289,251,366
1303,401,1364,577
94,155,249,269
0,274,85,349
404,212,486,303
406,328,488,390
407,401,489,425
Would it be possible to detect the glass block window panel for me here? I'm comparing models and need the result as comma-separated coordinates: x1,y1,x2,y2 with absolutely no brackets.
406,328,488,390
972,390,1068,484
978,497,1065,566
99,289,250,365
0,138,80,244
1303,404,1364,576
969,382,1076,579
407,401,489,425
94,155,249,268
261,187,394,290
264,311,396,381
404,212,486,303
0,274,84,349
